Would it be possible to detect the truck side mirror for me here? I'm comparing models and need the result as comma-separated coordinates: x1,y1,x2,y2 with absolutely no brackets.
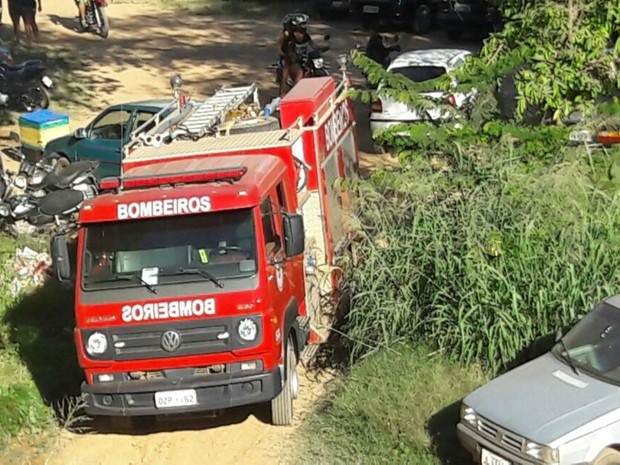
282,213,305,258
50,234,72,282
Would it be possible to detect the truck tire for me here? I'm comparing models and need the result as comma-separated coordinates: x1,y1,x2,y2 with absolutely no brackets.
411,4,432,34
217,116,280,135
594,448,620,465
270,334,298,426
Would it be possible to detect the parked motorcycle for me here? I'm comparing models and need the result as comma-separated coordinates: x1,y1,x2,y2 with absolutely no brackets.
78,0,110,38
271,35,332,90
0,156,99,234
0,48,52,111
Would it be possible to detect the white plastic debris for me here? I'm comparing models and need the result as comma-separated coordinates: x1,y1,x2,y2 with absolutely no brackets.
6,246,52,296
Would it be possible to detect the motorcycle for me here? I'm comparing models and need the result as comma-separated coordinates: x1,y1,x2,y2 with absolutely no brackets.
0,48,52,111
0,157,99,233
78,0,110,39
271,34,331,90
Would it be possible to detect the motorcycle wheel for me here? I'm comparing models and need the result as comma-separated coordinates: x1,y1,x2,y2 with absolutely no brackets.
21,87,50,112
95,5,109,38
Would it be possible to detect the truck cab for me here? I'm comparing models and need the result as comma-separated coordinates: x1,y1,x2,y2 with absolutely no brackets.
458,294,620,465
50,74,359,425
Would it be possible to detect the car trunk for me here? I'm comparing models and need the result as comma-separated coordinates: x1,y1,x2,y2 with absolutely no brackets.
375,65,450,121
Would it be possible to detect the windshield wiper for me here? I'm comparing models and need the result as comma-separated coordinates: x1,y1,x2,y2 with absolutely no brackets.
176,267,224,288
557,335,579,376
89,274,158,294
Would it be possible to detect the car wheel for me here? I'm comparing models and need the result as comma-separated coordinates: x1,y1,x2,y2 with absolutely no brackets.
411,4,432,34
594,448,620,465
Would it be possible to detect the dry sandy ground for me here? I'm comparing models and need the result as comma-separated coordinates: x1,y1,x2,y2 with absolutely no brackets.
0,3,479,463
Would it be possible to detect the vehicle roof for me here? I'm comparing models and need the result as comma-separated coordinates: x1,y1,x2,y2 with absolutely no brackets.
79,154,287,224
389,48,472,70
106,99,172,111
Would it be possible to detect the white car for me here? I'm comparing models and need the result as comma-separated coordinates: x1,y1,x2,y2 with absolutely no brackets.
369,48,475,136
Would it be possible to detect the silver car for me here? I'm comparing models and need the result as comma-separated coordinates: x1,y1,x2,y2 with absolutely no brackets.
369,48,475,136
458,294,620,465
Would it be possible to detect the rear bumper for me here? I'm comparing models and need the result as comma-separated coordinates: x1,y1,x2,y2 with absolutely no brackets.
82,367,282,416
316,0,350,12
457,423,540,465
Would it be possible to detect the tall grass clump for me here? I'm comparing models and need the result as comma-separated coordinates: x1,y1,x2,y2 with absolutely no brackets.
300,346,488,465
343,123,620,372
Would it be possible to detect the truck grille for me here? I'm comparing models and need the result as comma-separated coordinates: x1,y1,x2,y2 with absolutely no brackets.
477,417,526,455
111,322,230,360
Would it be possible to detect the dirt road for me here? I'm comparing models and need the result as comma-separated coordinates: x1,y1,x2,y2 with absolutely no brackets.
0,3,478,463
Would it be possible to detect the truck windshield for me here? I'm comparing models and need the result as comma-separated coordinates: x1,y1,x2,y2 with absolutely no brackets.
81,208,257,290
552,303,620,383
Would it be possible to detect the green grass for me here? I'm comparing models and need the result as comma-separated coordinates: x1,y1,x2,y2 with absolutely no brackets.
299,346,489,464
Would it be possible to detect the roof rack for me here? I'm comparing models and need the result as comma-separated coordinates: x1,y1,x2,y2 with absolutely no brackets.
124,83,259,155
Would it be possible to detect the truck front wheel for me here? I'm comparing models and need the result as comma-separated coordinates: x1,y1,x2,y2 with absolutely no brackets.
270,334,298,426
594,448,620,465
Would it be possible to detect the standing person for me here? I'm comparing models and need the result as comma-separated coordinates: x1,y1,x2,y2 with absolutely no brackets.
22,0,41,42
75,0,88,31
8,0,39,43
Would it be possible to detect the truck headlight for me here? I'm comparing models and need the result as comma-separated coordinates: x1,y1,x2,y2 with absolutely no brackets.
86,331,108,356
237,318,258,342
460,402,478,428
525,441,559,462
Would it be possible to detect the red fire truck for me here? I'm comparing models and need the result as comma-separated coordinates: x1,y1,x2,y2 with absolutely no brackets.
50,70,359,425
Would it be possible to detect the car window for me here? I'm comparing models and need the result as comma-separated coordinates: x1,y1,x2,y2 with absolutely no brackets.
133,110,157,136
390,66,447,82
90,110,132,140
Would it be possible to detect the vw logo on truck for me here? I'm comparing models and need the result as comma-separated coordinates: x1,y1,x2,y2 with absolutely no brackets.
161,330,181,352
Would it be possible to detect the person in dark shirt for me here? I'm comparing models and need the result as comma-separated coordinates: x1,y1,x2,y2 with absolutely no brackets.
364,27,401,69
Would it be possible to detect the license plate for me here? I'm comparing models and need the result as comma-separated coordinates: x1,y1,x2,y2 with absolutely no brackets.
154,389,197,409
569,129,593,142
332,0,345,6
41,76,53,88
455,3,471,12
363,5,379,13
481,448,511,465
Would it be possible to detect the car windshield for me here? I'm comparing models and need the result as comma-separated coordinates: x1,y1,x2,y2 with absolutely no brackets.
391,65,446,83
82,208,257,290
552,303,620,383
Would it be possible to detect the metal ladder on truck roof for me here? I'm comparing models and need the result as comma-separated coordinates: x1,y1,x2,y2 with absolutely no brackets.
129,82,260,150
176,83,259,138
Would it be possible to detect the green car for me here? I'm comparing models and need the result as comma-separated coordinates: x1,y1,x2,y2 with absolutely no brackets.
43,99,174,179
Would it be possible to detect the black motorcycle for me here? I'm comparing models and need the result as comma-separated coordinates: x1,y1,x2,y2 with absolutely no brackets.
0,59,52,111
0,158,99,233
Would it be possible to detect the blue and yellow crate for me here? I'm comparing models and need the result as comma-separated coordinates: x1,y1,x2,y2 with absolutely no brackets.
18,109,70,161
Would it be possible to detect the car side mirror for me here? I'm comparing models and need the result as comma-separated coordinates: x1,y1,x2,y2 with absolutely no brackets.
555,328,563,343
324,34,331,41
74,128,87,139
50,234,72,282
282,213,305,258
